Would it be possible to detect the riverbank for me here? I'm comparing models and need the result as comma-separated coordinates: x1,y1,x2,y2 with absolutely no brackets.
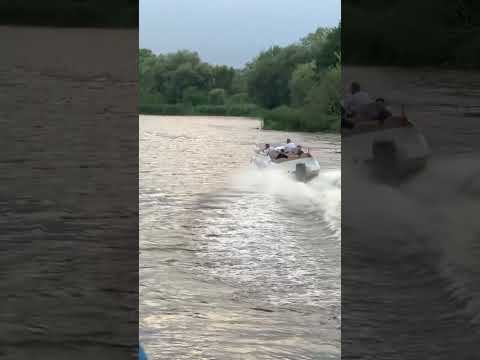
139,103,261,118
139,103,340,132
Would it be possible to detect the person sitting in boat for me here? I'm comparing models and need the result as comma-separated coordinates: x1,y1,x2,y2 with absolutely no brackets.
341,105,355,129
351,97,394,130
343,82,372,118
263,143,271,154
373,98,392,124
285,138,297,152
276,148,289,160
295,145,305,156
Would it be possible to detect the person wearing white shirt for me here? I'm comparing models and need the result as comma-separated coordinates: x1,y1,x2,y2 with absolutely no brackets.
285,138,297,152
343,82,372,117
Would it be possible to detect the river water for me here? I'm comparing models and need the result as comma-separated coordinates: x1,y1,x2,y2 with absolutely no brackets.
140,115,341,359
342,67,480,359
0,27,138,359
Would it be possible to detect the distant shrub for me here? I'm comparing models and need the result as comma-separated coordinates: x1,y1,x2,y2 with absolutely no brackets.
208,88,226,105
454,33,480,67
0,0,138,27
228,92,251,104
139,103,188,115
263,105,339,132
302,112,340,132
227,104,261,117
140,92,167,105
195,105,227,115
139,102,264,118
263,106,304,131
182,86,208,106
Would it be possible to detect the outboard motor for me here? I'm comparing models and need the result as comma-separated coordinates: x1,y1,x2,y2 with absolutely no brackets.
295,163,307,182
372,140,396,167
371,140,404,182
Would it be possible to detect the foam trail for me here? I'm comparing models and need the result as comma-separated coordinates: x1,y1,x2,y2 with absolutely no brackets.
230,167,341,237
413,157,480,323
344,155,480,323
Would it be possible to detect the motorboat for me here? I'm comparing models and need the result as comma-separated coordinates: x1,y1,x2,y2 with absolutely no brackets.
251,143,321,182
342,110,431,180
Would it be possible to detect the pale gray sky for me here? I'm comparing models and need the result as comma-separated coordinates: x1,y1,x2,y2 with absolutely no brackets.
140,0,340,68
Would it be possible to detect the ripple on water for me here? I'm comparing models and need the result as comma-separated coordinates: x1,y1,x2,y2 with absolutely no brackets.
140,115,340,359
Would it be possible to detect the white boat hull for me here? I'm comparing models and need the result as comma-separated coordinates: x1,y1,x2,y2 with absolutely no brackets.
343,125,431,179
252,154,321,182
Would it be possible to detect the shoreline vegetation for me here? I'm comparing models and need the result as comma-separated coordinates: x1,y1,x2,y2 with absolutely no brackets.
0,1,138,28
343,1,480,68
140,26,341,132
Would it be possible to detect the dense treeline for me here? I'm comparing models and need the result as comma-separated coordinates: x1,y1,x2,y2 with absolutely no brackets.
343,0,480,66
0,0,138,27
140,26,341,132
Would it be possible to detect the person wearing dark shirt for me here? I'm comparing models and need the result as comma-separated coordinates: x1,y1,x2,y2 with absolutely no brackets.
276,149,288,159
296,145,304,156
374,98,392,124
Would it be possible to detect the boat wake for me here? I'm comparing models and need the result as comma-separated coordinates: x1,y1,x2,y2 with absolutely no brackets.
344,155,480,327
415,157,480,325
231,167,341,236
189,167,341,310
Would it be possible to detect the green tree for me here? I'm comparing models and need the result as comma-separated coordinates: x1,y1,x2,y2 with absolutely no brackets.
229,92,250,104
212,65,235,93
343,0,480,66
246,40,314,109
289,62,317,106
304,62,341,130
182,86,208,106
313,26,340,70
231,69,249,94
139,25,342,132
139,49,157,94
208,88,226,105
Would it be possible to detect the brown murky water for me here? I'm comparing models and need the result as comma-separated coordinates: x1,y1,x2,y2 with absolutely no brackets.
140,115,341,359
342,67,480,359
0,27,137,359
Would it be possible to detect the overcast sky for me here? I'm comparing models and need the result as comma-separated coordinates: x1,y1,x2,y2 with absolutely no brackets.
140,0,340,68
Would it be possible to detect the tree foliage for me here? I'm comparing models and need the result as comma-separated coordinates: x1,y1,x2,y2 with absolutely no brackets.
0,0,138,27
290,62,317,107
139,24,341,132
343,0,480,66
208,89,226,105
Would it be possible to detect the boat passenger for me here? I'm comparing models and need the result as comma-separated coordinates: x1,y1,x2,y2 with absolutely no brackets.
373,98,392,123
295,145,304,156
263,143,271,154
285,138,297,152
343,82,372,118
341,105,355,129
276,149,288,160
